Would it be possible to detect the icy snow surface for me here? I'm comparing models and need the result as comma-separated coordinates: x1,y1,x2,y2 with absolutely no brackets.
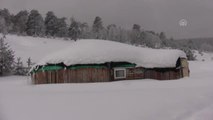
36,39,186,68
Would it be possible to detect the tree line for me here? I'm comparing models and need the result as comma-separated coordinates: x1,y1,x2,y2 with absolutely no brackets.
0,8,168,46
0,8,197,60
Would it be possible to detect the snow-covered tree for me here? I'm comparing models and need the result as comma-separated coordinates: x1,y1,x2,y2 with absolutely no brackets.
0,16,7,35
14,57,26,75
179,46,196,61
200,43,213,52
27,57,34,68
13,10,28,35
159,32,168,47
56,17,68,38
159,32,166,40
92,16,104,39
131,24,142,44
144,32,162,48
26,10,45,37
0,37,15,75
0,8,13,33
107,24,117,41
68,18,81,41
79,22,90,39
45,11,58,37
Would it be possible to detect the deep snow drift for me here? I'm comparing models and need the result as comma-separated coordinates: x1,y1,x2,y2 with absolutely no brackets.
0,61,213,120
0,34,213,120
5,35,74,66
4,34,211,64
36,39,186,68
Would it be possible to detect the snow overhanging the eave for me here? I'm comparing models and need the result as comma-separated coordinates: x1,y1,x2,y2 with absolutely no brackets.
35,39,186,69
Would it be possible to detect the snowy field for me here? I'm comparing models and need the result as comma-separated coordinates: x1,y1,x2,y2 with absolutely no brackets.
0,35,213,120
5,35,74,66
0,61,213,120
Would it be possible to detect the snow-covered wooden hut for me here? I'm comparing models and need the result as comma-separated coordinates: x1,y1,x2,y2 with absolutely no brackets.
30,40,189,84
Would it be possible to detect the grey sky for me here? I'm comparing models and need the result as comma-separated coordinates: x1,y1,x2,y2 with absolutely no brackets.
1,0,213,39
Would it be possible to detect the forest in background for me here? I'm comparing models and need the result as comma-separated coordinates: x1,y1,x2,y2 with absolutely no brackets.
1,8,213,62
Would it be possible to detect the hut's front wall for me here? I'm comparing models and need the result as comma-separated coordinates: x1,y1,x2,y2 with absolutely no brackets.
109,67,145,81
110,67,181,81
144,69,181,80
32,59,189,84
126,67,145,80
66,68,110,83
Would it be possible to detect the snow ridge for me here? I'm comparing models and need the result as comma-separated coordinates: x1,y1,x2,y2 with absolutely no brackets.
36,39,186,68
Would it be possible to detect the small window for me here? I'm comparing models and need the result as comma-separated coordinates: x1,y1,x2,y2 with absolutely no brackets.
114,68,126,79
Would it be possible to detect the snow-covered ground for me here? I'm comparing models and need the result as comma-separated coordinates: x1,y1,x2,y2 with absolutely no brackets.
0,35,213,120
5,35,74,66
0,61,213,120
5,34,213,64
194,50,213,62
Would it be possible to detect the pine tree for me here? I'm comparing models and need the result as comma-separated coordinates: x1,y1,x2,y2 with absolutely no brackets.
159,32,168,47
107,24,117,41
68,18,81,41
0,16,7,35
56,17,68,38
159,32,166,40
0,8,13,33
27,57,34,68
45,11,58,37
0,37,15,75
26,10,45,37
131,24,141,44
79,22,90,39
133,24,141,31
13,10,28,35
14,57,26,75
92,16,104,39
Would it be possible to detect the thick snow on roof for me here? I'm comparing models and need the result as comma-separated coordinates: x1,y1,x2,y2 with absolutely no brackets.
36,39,186,68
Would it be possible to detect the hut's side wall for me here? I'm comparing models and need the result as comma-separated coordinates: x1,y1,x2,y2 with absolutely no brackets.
181,58,190,77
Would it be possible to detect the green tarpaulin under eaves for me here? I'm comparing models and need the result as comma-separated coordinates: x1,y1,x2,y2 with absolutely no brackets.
32,63,136,73
35,65,64,73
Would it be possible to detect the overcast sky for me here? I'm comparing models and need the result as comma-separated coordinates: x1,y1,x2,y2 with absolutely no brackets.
1,0,213,39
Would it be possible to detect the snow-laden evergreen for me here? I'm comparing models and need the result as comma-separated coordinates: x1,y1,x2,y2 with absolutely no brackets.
0,36,14,75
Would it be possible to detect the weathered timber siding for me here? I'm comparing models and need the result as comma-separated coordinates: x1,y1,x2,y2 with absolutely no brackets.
104,67,182,81
110,67,145,81
32,68,110,84
32,59,189,84
126,67,145,80
66,68,110,83
144,69,181,80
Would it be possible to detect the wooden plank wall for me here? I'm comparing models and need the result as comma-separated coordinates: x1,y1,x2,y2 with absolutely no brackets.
33,68,110,84
66,68,110,83
126,67,144,80
144,69,181,80
32,67,184,84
